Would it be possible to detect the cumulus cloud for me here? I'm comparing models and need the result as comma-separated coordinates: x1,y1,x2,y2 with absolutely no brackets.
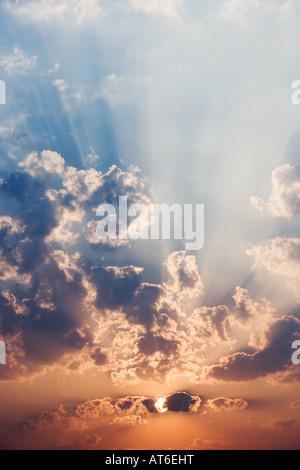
0,150,156,380
21,407,88,432
74,393,202,421
76,433,102,450
75,398,115,420
164,392,202,413
108,415,148,428
187,286,275,352
250,164,300,218
205,397,249,412
0,149,298,387
163,251,204,305
203,316,300,382
187,305,232,347
246,237,300,298
19,150,65,177
21,392,204,435
0,46,37,75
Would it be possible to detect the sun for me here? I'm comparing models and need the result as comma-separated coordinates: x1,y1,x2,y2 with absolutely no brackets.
155,397,168,413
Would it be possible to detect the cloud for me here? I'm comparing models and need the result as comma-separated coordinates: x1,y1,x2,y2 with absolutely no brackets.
0,46,37,75
20,392,205,437
187,287,275,351
163,251,204,304
0,126,14,136
246,237,300,298
290,400,300,409
76,398,115,419
56,433,102,450
203,316,300,382
52,79,69,92
108,415,148,428
5,0,103,24
186,437,228,450
0,151,155,380
19,150,65,178
205,397,249,412
164,392,202,413
261,418,300,431
21,407,88,432
76,433,102,450
73,393,202,424
74,395,154,421
127,0,185,18
83,146,100,167
0,149,298,387
221,0,294,21
250,164,300,218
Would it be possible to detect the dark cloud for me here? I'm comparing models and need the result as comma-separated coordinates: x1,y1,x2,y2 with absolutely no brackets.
90,346,107,366
18,392,203,436
205,316,300,381
165,392,202,413
142,398,158,414
89,265,143,311
123,283,165,325
1,150,299,390
0,152,154,380
138,332,178,356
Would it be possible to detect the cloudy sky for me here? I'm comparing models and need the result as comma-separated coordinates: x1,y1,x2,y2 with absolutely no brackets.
0,0,300,450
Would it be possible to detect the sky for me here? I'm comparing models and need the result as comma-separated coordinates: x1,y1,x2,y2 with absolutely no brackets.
0,0,300,450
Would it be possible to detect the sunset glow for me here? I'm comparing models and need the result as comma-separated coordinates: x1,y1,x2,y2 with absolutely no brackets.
155,398,168,414
1,0,300,452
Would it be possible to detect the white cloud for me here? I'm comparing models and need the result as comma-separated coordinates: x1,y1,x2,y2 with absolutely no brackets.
5,0,103,24
53,79,69,92
0,125,14,136
19,150,65,177
0,47,37,75
127,0,185,17
205,397,249,412
48,63,60,74
164,251,204,304
62,166,103,200
221,0,294,20
250,164,300,218
82,146,100,167
247,237,300,298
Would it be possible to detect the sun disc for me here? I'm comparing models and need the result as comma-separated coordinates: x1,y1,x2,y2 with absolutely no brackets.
155,397,168,413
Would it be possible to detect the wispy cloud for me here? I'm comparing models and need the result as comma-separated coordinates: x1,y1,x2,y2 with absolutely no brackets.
0,46,37,75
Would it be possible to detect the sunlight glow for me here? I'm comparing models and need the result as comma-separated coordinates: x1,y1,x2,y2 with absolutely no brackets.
155,397,168,413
